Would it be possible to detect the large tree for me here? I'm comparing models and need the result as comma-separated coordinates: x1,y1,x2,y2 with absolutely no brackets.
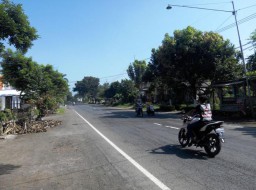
73,76,99,101
127,60,147,89
0,0,38,54
246,29,256,73
145,26,243,101
103,80,137,103
1,49,69,117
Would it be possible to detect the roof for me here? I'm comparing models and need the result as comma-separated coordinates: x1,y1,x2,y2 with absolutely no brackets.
212,80,245,87
0,89,21,97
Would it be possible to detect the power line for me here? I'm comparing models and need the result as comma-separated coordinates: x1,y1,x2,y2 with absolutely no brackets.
68,73,127,84
100,73,127,79
238,4,256,11
235,42,253,49
215,14,233,31
215,12,256,33
243,45,254,51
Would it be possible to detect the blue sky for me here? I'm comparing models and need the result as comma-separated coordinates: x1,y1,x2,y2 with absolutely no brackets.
11,0,256,90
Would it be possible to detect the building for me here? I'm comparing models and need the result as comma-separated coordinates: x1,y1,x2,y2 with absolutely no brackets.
0,76,22,110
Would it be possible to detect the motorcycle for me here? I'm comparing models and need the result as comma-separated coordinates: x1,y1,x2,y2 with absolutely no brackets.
178,115,225,158
147,104,155,116
136,104,143,117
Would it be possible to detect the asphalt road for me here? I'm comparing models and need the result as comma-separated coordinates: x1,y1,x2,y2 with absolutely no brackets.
0,104,255,190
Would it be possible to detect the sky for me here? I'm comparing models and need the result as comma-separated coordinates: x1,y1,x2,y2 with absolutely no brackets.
10,0,256,91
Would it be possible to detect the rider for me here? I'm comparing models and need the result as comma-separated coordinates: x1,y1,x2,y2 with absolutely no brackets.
135,99,143,111
187,95,212,145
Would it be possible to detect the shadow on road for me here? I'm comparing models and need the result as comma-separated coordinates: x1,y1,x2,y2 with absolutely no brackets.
0,164,21,175
99,110,181,120
149,144,209,160
233,126,256,138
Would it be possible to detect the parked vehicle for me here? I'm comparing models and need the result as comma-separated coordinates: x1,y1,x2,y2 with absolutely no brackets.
178,115,225,157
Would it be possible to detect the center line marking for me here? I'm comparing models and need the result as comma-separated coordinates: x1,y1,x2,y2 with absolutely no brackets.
154,123,162,126
74,110,171,190
166,126,179,130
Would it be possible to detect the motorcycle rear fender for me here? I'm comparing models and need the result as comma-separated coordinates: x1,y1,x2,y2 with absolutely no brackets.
200,121,224,132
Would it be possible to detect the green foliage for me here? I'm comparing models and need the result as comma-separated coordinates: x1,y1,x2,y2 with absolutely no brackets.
103,80,137,104
159,105,175,112
0,50,69,118
246,70,256,76
0,0,38,54
0,109,14,122
73,76,99,99
246,30,256,73
56,107,65,114
250,29,256,47
0,111,7,122
146,26,243,102
246,53,256,72
127,60,147,89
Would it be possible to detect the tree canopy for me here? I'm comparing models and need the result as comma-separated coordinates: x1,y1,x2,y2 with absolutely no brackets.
73,76,100,99
246,29,256,74
0,0,38,54
127,60,147,89
1,49,69,116
145,26,243,100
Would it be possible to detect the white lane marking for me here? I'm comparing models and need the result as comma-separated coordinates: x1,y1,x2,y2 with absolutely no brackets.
165,126,179,130
154,123,179,130
74,111,171,190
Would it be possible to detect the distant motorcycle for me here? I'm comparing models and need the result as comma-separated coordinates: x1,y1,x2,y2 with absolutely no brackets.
178,115,225,158
147,104,155,116
136,104,143,117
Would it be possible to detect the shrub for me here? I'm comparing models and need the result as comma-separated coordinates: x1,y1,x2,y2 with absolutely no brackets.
159,105,176,111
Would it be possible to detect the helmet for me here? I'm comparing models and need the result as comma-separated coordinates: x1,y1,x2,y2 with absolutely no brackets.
198,95,208,103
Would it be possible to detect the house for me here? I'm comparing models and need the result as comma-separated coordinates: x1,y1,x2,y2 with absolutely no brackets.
0,76,22,110
212,77,256,115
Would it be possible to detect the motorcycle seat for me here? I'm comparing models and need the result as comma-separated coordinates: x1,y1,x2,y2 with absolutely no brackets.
204,120,224,127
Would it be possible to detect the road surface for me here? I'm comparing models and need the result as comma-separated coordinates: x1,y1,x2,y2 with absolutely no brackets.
0,104,255,190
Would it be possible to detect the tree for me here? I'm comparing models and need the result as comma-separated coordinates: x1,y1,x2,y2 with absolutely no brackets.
127,60,147,89
119,79,137,103
97,82,109,100
0,0,38,54
246,29,256,73
1,49,69,117
73,76,99,102
103,80,137,104
104,81,121,99
146,26,243,102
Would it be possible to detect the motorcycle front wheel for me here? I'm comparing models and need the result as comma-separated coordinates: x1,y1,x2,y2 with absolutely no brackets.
178,128,189,147
204,133,221,158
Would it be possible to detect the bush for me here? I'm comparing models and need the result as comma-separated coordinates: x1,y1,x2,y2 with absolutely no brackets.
175,104,187,110
159,105,176,111
0,111,7,122
182,106,195,113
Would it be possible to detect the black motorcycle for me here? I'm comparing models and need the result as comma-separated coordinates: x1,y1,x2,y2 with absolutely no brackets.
147,104,155,116
178,116,225,158
136,105,143,117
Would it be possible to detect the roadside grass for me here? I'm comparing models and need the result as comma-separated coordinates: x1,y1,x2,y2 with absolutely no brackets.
56,107,66,114
113,103,134,109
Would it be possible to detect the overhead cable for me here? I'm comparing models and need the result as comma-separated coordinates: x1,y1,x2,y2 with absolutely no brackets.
215,13,256,33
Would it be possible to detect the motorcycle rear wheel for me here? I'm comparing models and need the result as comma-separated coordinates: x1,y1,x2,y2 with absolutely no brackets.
204,133,221,158
178,128,189,147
